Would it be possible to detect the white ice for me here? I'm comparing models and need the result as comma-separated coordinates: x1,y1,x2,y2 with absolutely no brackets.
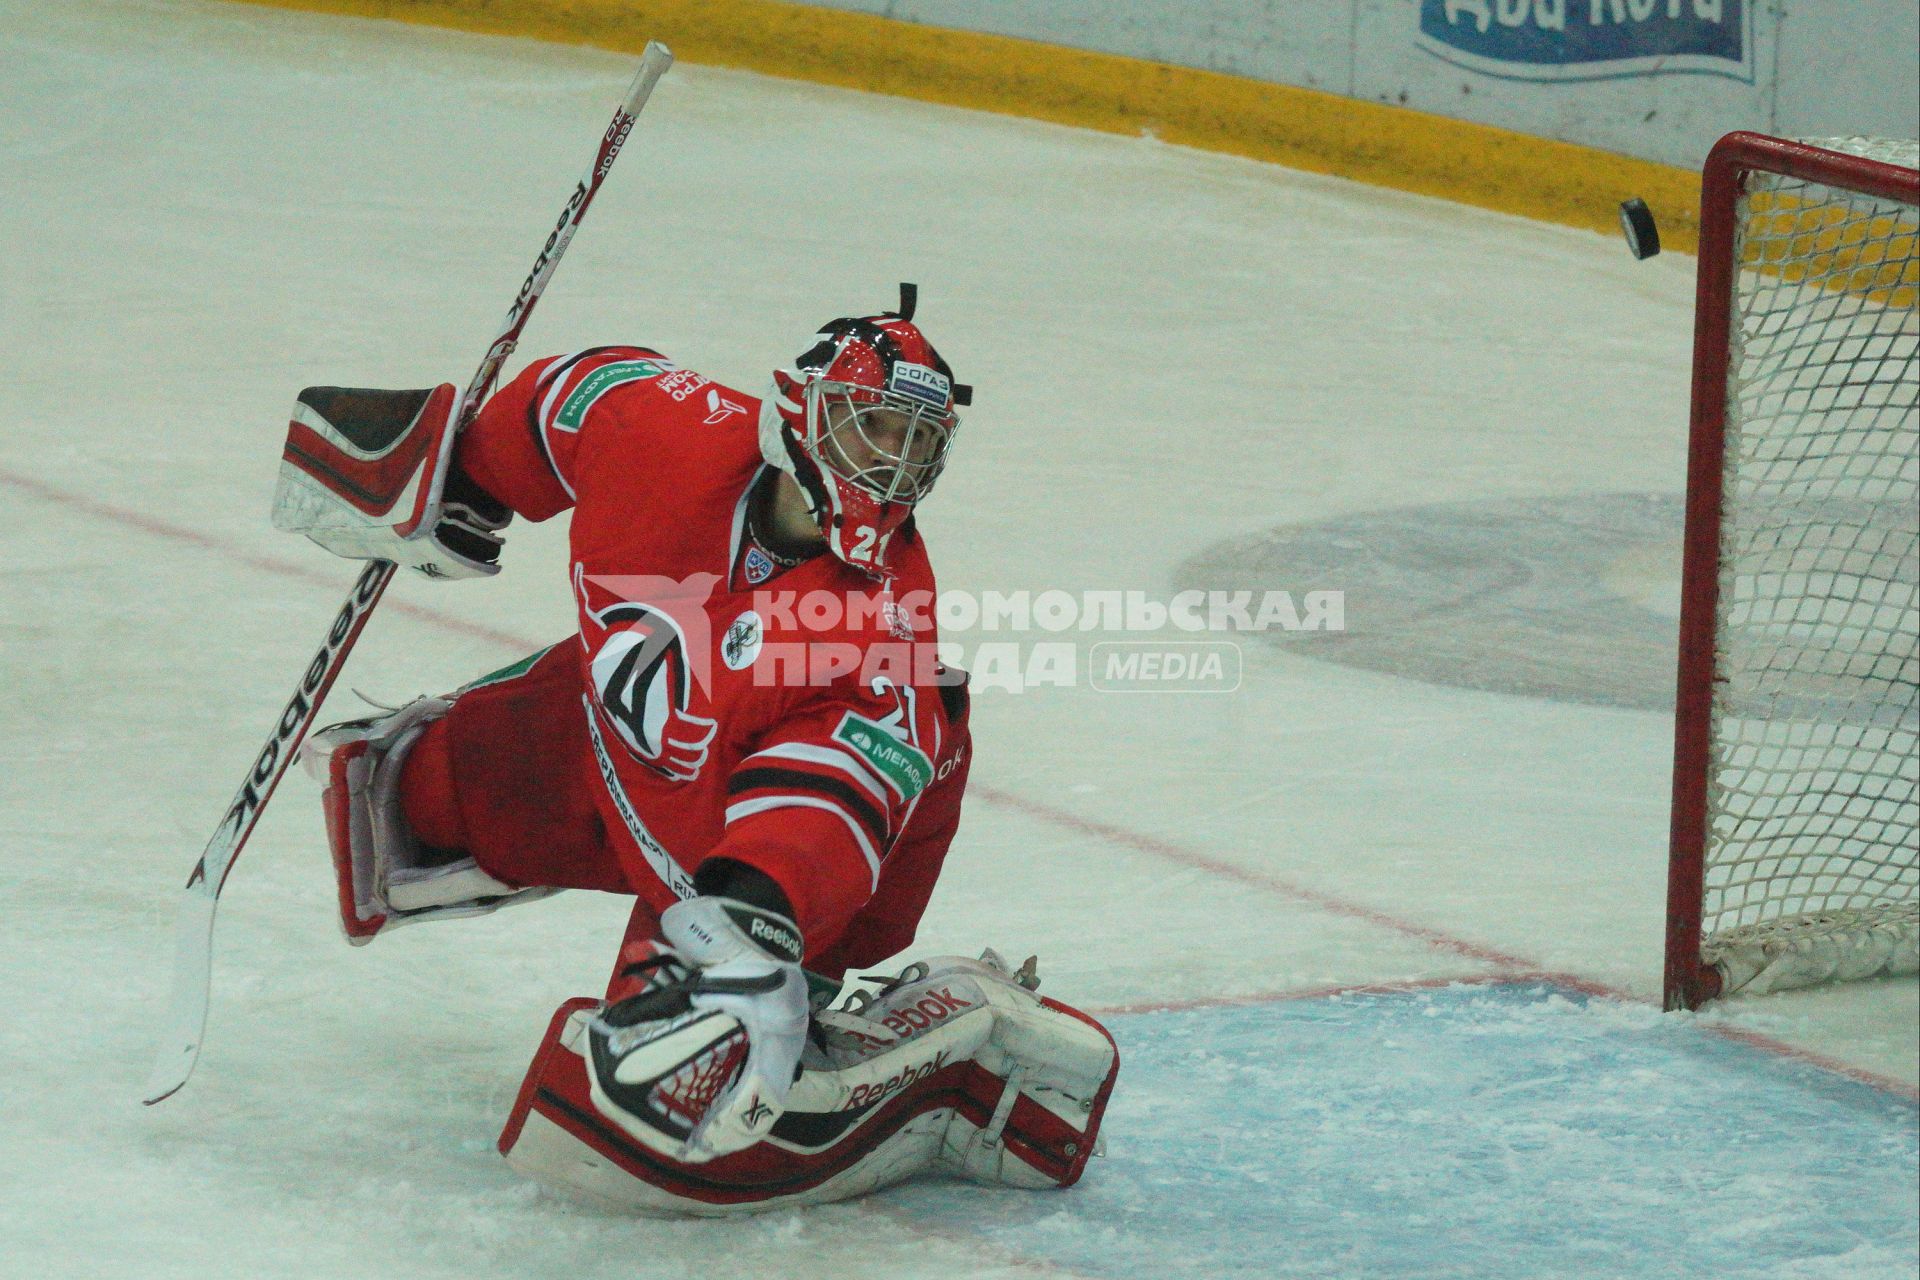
1,2,1914,1278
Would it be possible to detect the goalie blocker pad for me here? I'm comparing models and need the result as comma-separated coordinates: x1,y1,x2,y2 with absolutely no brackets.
272,384,507,580
500,954,1120,1215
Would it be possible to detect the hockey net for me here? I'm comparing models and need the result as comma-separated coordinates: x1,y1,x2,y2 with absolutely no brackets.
1665,133,1920,1009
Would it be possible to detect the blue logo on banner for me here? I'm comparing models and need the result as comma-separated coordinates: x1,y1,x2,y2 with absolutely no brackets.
1418,0,1750,83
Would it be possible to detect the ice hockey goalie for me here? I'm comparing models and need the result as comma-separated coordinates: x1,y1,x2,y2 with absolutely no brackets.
278,285,1120,1210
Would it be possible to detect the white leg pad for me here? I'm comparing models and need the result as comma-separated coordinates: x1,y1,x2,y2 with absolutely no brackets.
498,951,1120,1214
834,952,1118,1189
302,696,559,943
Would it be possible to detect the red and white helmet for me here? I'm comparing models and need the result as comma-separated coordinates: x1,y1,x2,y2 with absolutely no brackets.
759,284,970,575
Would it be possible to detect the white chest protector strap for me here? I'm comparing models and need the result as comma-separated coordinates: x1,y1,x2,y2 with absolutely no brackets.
499,951,1120,1216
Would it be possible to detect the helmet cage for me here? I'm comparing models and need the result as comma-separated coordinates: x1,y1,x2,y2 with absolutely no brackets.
805,376,958,506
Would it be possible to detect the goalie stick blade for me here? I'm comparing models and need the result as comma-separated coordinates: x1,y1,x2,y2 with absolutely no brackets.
142,881,219,1104
141,558,396,1105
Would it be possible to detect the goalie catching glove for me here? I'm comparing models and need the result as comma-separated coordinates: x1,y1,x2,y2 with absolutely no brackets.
272,384,509,579
585,896,811,1164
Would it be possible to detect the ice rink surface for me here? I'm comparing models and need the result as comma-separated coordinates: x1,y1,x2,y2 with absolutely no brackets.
2,2,1915,1277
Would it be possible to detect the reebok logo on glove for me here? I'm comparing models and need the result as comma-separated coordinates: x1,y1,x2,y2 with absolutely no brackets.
749,917,803,962
718,901,804,964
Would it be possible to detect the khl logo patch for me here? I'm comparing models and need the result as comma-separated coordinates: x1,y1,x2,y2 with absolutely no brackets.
743,545,776,585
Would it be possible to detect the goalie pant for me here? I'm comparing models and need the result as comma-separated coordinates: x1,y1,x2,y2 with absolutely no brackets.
381,641,970,977
500,954,1121,1214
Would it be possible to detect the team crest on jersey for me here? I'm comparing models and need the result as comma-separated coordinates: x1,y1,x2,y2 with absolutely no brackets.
743,544,776,585
722,611,763,671
584,584,719,783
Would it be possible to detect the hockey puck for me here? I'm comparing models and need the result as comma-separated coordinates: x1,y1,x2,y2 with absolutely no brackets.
1619,197,1660,259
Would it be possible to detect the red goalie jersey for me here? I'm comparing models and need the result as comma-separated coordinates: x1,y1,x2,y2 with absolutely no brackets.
416,346,970,975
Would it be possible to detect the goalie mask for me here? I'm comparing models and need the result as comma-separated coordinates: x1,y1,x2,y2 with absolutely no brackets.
760,284,971,575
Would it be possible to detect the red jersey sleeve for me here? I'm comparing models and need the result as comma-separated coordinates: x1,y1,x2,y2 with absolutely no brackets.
454,346,671,521
806,717,970,977
704,677,968,962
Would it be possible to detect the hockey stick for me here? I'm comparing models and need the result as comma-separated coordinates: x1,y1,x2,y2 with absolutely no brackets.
143,43,676,1106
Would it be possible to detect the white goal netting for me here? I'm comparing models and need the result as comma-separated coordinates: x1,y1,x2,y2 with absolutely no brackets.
1702,137,1920,996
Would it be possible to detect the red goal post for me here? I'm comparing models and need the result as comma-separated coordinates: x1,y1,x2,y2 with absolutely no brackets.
1665,132,1920,1011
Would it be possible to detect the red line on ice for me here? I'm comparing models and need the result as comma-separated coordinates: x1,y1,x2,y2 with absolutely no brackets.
1,465,533,651
972,781,1535,970
12,464,1915,1103
980,785,1918,1100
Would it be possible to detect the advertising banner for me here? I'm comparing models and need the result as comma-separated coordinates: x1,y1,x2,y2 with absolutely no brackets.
1415,0,1751,84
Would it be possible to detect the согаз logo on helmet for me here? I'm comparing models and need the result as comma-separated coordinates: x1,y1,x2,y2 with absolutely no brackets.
888,363,951,407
